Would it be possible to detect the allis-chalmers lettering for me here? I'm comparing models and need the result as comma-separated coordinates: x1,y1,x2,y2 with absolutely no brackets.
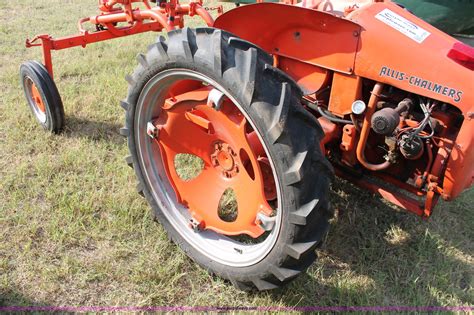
379,66,463,102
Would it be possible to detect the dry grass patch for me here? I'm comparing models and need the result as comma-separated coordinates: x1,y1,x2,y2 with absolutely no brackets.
0,0,472,308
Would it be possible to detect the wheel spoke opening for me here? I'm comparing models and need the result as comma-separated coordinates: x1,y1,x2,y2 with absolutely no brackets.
218,188,238,222
229,230,271,245
239,148,255,181
174,153,204,181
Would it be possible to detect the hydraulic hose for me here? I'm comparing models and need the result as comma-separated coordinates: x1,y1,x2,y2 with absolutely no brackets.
302,99,353,125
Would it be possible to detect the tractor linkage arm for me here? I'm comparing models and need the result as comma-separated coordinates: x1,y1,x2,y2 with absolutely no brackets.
25,0,222,78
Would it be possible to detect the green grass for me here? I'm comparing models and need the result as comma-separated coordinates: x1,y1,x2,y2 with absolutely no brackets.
0,0,472,308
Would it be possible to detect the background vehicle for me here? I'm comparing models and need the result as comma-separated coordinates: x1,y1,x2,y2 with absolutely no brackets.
21,0,474,290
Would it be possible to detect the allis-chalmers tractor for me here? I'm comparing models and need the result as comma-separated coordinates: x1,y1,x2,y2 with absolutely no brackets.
21,0,474,290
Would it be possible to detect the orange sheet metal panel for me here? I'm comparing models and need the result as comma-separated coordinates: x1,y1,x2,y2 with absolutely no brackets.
214,3,361,74
278,56,330,94
442,119,474,199
328,73,362,116
351,1,473,113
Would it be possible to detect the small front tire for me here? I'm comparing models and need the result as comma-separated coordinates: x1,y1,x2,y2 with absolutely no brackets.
20,61,65,133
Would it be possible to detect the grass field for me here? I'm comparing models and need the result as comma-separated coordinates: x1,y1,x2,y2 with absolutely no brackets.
1,0,473,309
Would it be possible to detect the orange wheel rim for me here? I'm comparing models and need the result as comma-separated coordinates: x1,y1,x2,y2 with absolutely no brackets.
149,83,276,238
30,82,46,114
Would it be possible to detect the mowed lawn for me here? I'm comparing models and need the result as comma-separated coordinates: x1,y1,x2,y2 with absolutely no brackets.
1,0,472,308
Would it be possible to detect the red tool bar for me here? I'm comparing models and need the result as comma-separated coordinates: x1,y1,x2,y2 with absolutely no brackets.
25,1,215,78
53,22,164,50
26,21,163,77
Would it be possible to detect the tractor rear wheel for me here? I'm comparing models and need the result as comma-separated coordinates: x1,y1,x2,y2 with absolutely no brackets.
20,61,65,133
122,28,333,290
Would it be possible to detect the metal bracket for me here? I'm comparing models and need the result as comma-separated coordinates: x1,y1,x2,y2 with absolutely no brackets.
207,88,225,111
189,217,203,232
256,212,276,231
147,121,159,139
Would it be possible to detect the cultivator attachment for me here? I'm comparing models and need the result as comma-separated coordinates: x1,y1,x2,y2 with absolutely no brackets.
25,0,220,77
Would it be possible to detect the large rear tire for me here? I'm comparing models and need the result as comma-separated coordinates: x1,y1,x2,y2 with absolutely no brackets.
122,28,333,290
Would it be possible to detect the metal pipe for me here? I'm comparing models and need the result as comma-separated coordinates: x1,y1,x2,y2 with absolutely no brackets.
40,37,54,78
90,12,128,24
195,5,215,26
78,17,90,34
91,8,173,31
350,113,361,131
419,140,434,188
141,10,174,31
356,83,391,171
90,3,209,33
142,0,152,9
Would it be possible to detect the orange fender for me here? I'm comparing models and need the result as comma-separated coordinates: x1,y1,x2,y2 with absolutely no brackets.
214,3,361,94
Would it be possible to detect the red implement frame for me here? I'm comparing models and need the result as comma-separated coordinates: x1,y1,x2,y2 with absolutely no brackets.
25,0,221,78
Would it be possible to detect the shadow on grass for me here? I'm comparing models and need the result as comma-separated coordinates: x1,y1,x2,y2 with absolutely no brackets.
42,114,472,306
268,179,472,306
62,116,124,145
0,288,46,308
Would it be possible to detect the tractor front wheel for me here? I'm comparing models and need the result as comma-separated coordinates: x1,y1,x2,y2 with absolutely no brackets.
20,61,65,133
122,28,333,290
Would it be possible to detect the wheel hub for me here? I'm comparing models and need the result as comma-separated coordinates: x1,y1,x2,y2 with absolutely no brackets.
30,81,46,113
147,84,276,238
211,142,238,177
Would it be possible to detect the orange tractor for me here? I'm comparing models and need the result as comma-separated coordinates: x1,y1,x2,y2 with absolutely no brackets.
21,0,474,290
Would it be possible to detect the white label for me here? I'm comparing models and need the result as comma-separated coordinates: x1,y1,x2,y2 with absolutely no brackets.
375,8,430,43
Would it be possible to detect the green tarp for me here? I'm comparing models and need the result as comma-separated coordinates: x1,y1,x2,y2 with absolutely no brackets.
396,0,474,35
219,0,474,35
